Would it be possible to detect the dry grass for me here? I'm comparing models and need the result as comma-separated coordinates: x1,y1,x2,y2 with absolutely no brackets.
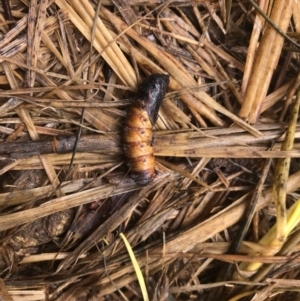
1,0,300,300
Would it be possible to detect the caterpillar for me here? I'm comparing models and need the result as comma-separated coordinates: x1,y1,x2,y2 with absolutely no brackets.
122,74,170,186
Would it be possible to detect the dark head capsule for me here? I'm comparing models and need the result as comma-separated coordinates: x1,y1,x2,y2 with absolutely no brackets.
137,74,169,124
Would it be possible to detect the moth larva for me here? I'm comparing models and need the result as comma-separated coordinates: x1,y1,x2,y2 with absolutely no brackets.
122,74,170,186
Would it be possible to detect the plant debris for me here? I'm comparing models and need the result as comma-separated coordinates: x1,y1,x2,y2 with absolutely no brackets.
1,0,300,300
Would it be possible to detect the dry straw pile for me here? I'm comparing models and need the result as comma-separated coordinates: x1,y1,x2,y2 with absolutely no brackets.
1,0,300,300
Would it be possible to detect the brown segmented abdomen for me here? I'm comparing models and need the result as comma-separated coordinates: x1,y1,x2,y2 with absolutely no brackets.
122,74,170,186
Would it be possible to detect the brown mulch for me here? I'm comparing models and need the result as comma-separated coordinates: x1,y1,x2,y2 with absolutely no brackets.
1,0,300,300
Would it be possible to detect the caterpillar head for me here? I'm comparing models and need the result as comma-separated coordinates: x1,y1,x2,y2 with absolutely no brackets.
137,74,170,125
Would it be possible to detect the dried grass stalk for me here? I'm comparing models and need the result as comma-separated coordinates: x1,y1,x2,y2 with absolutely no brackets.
239,0,294,123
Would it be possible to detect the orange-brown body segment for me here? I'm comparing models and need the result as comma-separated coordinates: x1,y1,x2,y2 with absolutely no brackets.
123,102,155,186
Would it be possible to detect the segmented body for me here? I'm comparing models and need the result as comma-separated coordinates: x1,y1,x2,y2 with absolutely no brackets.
122,74,170,186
